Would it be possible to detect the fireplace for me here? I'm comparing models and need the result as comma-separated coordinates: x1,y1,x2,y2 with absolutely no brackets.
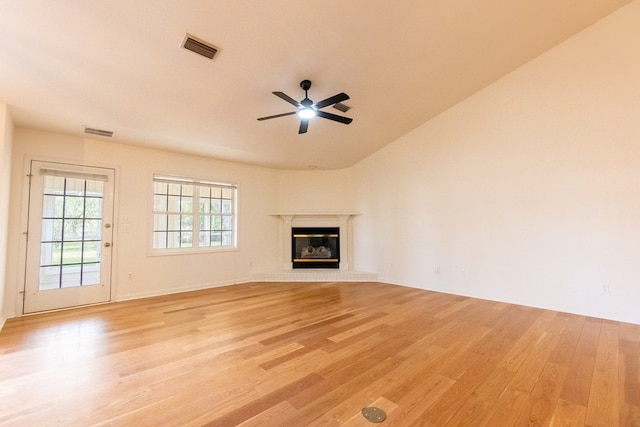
292,227,340,269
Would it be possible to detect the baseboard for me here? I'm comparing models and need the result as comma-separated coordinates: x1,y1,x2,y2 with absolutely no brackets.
115,277,252,302
251,269,378,282
0,315,6,332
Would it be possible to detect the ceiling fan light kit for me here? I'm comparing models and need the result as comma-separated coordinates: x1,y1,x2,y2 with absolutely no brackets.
257,79,352,134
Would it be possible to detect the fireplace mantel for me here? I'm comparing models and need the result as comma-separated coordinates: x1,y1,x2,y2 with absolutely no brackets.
271,213,359,270
272,213,359,219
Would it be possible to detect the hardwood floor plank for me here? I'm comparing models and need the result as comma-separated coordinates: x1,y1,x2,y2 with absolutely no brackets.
1,281,639,425
550,398,587,426
560,352,596,407
201,373,324,426
480,386,530,426
516,361,568,426
586,320,620,427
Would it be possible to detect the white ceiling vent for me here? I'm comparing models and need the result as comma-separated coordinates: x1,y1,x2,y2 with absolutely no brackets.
84,126,114,137
182,34,219,60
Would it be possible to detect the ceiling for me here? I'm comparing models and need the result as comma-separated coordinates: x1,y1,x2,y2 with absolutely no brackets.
0,1,632,170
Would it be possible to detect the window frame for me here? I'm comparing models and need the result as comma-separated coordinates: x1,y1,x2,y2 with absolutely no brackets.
150,174,238,255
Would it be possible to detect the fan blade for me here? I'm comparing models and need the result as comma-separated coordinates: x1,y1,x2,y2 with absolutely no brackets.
273,91,301,107
314,92,350,109
298,119,309,134
257,111,297,121
316,110,353,125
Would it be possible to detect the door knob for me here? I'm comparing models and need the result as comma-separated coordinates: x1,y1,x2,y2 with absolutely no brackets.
104,242,111,247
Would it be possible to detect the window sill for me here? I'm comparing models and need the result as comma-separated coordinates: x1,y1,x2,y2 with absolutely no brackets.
148,246,238,257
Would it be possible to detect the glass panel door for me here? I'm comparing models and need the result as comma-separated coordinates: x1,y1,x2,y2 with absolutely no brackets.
23,161,114,313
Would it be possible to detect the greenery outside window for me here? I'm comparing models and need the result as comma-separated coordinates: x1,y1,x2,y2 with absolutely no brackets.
152,175,237,252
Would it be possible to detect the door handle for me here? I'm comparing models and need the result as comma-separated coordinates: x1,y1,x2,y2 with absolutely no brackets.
104,242,111,247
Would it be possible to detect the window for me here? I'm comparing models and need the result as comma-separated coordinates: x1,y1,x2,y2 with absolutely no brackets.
152,175,237,252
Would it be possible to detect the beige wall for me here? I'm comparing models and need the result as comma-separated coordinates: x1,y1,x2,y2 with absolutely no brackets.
277,169,352,213
352,1,640,324
3,129,280,316
0,102,13,327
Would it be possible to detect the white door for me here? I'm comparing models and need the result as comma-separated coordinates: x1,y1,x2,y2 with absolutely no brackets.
23,161,115,313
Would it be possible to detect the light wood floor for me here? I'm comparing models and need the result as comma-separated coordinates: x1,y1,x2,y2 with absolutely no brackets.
1,281,639,426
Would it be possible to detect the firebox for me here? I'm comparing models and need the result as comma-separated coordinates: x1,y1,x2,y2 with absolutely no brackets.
292,227,340,269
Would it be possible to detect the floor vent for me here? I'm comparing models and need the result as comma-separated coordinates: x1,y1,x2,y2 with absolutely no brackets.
182,34,219,60
84,127,114,137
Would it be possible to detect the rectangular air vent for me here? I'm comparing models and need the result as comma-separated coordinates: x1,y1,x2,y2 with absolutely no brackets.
182,34,219,60
84,127,114,137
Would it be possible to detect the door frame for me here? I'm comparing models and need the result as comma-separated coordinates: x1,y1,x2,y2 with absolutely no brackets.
15,156,120,315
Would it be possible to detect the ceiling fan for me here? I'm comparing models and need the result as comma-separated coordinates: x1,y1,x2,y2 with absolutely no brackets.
257,80,353,134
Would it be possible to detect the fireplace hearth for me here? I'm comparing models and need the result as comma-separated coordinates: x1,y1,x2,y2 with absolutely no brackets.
292,227,340,269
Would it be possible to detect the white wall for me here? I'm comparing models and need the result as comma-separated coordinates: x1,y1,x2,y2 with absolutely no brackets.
352,1,640,324
277,169,352,213
4,129,280,316
0,101,13,327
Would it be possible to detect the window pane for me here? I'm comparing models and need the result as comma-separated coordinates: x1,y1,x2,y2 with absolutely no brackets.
222,216,232,230
168,183,181,195
154,181,168,194
180,232,193,247
61,241,83,264
199,199,209,214
222,231,233,246
199,186,210,198
153,231,167,248
65,178,85,196
211,199,221,213
64,196,86,218
44,176,65,194
82,241,101,263
39,266,60,290
85,197,102,218
167,215,181,230
199,231,209,247
83,219,102,240
167,196,181,212
154,194,167,212
212,216,222,231
210,232,222,246
181,197,193,213
221,200,232,214
40,242,61,266
63,219,84,241
210,187,222,198
199,215,210,230
181,185,193,197
86,180,104,195
221,188,233,199
166,231,181,248
154,214,167,231
81,263,101,286
43,195,64,218
181,215,193,231
61,265,81,288
41,219,63,242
